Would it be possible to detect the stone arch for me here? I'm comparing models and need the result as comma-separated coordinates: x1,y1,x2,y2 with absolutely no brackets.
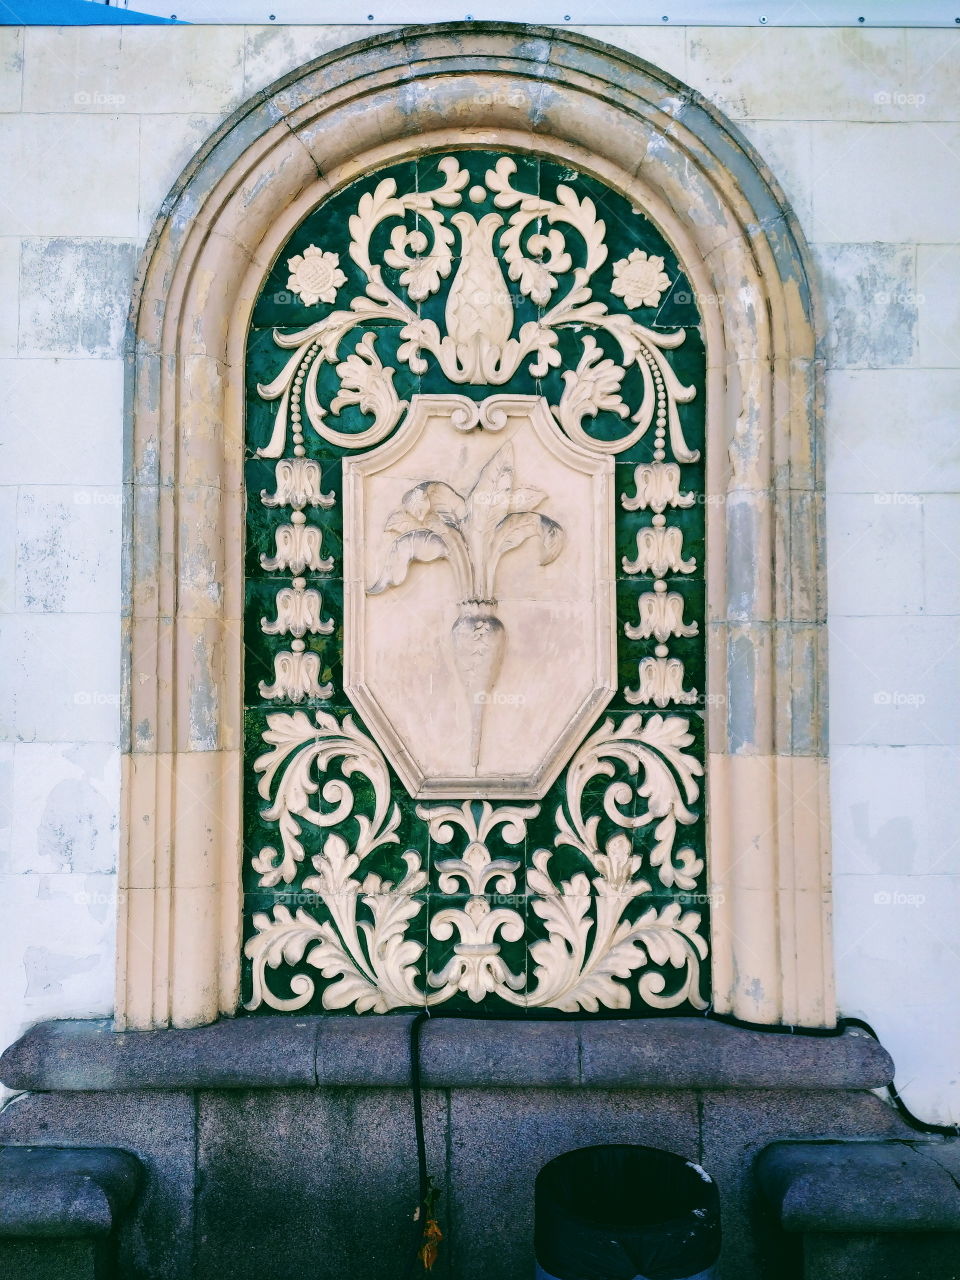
118,22,831,1030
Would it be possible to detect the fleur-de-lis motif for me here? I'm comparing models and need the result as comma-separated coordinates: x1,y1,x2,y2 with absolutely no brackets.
625,587,699,643
416,800,538,895
261,578,334,639
261,458,335,511
258,645,333,704
622,517,696,579
625,656,698,708
260,515,334,576
428,897,526,1003
621,462,695,514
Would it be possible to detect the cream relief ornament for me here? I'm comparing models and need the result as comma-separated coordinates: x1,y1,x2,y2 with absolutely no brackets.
255,155,699,464
612,249,673,310
247,153,709,1016
368,443,564,770
286,246,347,306
245,711,707,1012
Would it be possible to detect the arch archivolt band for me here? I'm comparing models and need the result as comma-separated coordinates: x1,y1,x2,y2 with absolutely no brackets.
119,23,831,1031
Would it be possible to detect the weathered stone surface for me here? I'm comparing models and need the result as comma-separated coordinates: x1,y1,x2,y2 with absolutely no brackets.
830,616,960,747
1,613,121,744
0,27,22,113
919,1138,960,1183
241,25,391,99
578,1020,893,1090
21,27,245,116
0,236,18,357
194,1086,449,1280
826,368,960,496
812,120,960,244
0,116,140,238
0,1059,930,1280
758,1139,960,1233
447,1087,698,1280
15,484,121,615
3,742,119,877
313,1013,415,1086
0,1145,141,1238
19,239,139,359
3,1016,894,1093
0,1089,195,1280
801,1230,960,1280
0,875,116,1063
702,1090,910,1279
0,358,124,486
917,243,960,369
826,490,924,619
0,1238,100,1280
687,26,911,123
0,1017,320,1091
815,242,917,370
423,1019,581,1088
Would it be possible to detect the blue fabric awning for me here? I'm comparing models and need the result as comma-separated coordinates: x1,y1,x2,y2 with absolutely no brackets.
1,0,182,22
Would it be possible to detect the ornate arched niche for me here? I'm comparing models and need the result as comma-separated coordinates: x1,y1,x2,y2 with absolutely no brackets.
118,23,832,1032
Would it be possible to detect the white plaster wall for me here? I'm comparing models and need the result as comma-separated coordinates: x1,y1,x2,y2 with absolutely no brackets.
0,23,958,1121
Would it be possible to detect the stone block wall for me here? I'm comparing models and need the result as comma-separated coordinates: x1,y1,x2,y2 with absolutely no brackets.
0,22,958,1120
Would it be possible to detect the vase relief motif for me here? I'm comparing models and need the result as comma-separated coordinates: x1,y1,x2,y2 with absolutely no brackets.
368,444,565,768
343,393,616,798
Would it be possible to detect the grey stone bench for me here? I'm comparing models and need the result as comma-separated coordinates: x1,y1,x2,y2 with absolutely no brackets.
757,1139,960,1280
0,1146,142,1280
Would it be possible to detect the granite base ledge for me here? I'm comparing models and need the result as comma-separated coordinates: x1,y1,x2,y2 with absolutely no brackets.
0,1015,894,1093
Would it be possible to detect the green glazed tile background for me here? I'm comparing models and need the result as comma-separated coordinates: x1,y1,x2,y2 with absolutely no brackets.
241,150,709,1017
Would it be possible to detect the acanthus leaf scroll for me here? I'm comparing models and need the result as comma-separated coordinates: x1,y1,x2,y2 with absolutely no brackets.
245,713,707,1012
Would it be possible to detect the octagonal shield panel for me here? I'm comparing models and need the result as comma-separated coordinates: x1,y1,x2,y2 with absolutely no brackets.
343,393,616,798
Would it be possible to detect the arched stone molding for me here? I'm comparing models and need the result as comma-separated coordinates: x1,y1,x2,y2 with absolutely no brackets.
118,22,832,1030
